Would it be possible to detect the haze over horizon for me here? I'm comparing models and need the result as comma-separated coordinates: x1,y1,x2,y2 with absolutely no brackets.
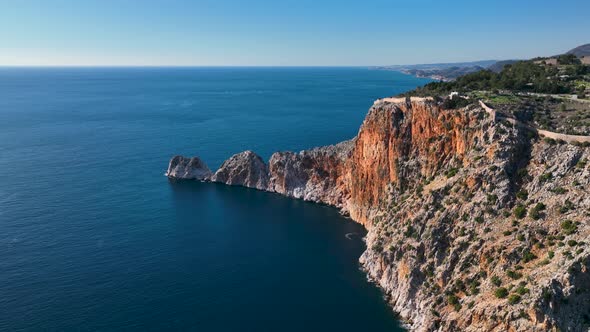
1,0,589,66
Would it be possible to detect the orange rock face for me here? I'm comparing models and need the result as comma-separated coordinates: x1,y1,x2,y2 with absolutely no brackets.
345,99,476,225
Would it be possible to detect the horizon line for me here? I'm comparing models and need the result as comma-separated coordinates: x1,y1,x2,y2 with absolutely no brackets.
0,59,507,68
0,64,386,68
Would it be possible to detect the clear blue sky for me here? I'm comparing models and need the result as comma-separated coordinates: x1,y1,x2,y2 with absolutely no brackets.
1,0,589,66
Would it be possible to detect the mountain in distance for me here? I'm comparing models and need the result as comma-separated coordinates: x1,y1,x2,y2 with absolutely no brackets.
566,43,590,57
487,59,519,73
374,60,512,81
382,60,498,70
379,43,590,81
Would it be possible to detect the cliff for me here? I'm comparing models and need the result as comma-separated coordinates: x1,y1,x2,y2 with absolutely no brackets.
167,97,590,331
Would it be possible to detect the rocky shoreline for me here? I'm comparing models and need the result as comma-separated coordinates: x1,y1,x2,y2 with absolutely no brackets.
167,97,590,331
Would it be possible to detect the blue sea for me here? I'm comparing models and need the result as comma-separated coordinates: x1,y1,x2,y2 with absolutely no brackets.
0,67,430,331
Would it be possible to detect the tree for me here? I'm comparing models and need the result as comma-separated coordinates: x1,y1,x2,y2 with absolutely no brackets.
578,86,586,99
557,54,581,65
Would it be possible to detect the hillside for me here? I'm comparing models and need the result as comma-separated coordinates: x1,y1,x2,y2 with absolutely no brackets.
375,60,498,81
488,60,519,73
383,43,590,81
567,43,590,57
399,66,486,81
404,55,590,135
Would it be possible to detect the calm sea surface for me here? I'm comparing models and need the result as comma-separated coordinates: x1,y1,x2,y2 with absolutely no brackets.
0,67,430,331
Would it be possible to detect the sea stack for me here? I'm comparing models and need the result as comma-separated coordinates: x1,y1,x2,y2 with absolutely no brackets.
165,155,212,180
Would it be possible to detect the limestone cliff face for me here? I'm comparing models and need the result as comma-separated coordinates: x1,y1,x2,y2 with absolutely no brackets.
167,98,590,332
268,140,353,208
346,98,476,225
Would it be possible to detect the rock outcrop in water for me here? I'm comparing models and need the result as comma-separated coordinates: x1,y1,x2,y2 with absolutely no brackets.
166,155,212,180
167,97,590,331
211,150,269,190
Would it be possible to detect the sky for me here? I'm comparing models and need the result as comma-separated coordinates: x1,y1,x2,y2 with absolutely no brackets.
1,0,589,66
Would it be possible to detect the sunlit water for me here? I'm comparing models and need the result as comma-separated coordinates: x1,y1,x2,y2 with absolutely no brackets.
0,67,430,331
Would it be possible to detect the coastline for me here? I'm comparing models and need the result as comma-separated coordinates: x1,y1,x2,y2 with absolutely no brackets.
168,96,590,331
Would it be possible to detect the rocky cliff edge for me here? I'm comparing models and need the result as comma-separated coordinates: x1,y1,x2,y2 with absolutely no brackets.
167,97,590,331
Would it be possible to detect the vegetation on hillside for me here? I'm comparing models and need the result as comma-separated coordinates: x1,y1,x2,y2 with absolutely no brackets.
401,52,590,135
405,55,589,97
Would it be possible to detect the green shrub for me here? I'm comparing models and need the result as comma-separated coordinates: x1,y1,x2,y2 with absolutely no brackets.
515,285,529,295
372,243,383,252
458,227,466,237
469,280,480,295
522,250,537,263
443,96,471,109
404,225,417,238
447,294,459,306
508,294,522,304
446,168,459,178
494,287,509,298
506,270,523,280
516,190,529,200
514,205,527,219
491,276,502,287
539,173,552,182
561,220,578,235
529,202,546,220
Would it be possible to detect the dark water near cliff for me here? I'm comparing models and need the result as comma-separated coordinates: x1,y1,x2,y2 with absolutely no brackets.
0,67,430,331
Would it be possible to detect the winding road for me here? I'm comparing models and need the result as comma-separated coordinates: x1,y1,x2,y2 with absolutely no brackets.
479,100,590,144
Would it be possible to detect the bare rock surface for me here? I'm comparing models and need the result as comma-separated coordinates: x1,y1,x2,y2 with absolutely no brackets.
268,140,353,208
165,155,212,180
211,150,269,190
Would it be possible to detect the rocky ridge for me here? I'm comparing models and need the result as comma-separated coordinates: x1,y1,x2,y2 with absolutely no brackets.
167,97,590,331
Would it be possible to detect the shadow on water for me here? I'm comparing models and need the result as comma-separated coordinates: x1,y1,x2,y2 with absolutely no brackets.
166,179,404,331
